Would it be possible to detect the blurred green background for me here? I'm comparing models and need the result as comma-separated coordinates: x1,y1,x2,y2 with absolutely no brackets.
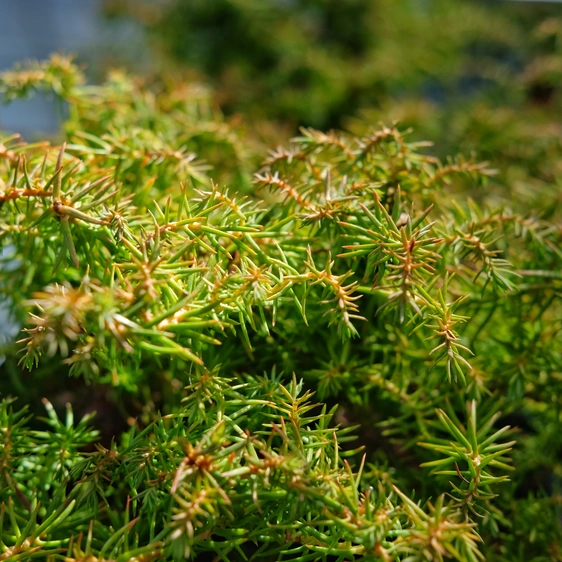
104,0,562,131
2,1,562,139
3,0,561,191
103,0,562,218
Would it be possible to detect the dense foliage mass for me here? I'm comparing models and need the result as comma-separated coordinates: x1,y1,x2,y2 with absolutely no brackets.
0,56,561,561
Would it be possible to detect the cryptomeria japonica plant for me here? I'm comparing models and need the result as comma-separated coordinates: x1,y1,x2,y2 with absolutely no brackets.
0,56,561,561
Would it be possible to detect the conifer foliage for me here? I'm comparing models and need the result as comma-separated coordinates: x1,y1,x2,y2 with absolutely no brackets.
0,57,561,561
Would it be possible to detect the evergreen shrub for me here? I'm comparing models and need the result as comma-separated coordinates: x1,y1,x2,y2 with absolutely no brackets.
0,56,561,561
